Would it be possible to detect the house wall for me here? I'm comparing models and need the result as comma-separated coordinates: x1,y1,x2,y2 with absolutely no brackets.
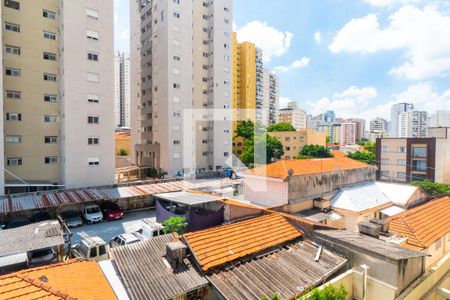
423,233,450,269
243,177,288,207
287,167,376,201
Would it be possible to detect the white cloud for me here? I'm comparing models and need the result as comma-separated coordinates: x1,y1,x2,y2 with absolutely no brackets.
307,86,378,117
279,97,292,109
236,21,293,62
314,31,322,44
119,29,129,40
273,57,310,73
329,5,450,80
363,0,420,7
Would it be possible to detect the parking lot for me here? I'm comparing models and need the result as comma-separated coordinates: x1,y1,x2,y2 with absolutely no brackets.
70,209,156,244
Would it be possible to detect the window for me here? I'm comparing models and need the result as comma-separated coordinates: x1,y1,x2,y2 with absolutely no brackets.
412,160,427,172
381,159,389,164
173,140,180,145
86,30,99,40
88,94,99,103
6,135,21,143
5,45,20,55
99,245,107,256
44,115,57,123
43,73,57,81
381,146,389,153
86,8,98,20
173,55,180,61
87,52,99,61
43,52,57,61
173,83,180,89
5,67,20,77
412,147,427,158
88,115,99,124
397,159,406,166
7,157,22,166
398,147,406,153
173,153,181,159
45,156,58,164
43,10,56,19
224,5,230,12
397,172,406,180
44,136,58,144
87,72,100,82
6,90,21,99
173,68,180,74
173,0,180,3
44,94,57,102
224,152,229,157
6,113,21,121
43,31,56,40
88,137,100,145
89,247,97,257
173,111,181,117
173,12,180,18
380,171,389,178
5,22,20,32
88,157,100,166
5,0,20,10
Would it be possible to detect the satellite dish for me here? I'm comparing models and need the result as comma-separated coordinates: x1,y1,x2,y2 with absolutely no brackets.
287,169,294,177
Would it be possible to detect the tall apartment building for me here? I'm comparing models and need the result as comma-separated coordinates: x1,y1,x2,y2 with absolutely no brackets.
263,68,279,125
276,102,306,130
0,15,4,195
390,103,414,137
345,118,365,141
398,110,428,138
376,127,450,184
131,0,233,176
369,117,389,141
114,51,131,128
2,0,115,194
430,110,450,128
340,122,357,145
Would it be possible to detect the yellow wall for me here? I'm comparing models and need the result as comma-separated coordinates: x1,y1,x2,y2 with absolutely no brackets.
3,1,60,184
268,129,327,159
115,133,131,156
232,32,256,135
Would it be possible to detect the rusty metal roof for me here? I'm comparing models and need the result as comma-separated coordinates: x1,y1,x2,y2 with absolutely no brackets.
208,241,347,300
0,179,240,214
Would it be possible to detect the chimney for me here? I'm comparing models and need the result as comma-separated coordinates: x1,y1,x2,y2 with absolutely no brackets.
165,241,188,267
358,222,381,239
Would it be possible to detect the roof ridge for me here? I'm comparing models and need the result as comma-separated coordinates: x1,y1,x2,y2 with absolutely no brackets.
15,259,85,276
401,216,426,248
18,274,76,300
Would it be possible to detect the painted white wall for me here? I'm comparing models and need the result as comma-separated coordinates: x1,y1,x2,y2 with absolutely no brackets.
59,0,115,188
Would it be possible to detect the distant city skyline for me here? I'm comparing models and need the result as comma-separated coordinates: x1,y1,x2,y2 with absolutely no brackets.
115,0,450,122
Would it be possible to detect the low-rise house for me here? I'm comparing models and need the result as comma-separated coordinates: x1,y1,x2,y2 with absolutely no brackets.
314,230,427,297
109,234,209,300
267,129,326,160
0,259,118,299
183,213,347,299
242,157,376,208
386,196,450,268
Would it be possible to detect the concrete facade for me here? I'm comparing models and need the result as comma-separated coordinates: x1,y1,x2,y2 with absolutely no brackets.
391,103,414,137
276,102,306,130
131,0,233,176
399,110,428,138
114,51,130,128
2,0,115,193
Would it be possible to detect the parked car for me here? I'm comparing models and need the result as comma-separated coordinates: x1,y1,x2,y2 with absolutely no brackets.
81,204,103,224
27,247,57,267
133,222,164,241
30,211,52,223
4,217,30,229
71,232,109,262
109,233,141,248
59,211,83,228
99,201,124,221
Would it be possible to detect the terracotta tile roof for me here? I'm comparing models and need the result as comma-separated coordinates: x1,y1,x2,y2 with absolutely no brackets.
0,259,117,300
246,157,372,179
331,150,347,157
221,198,264,210
387,197,450,250
183,213,303,271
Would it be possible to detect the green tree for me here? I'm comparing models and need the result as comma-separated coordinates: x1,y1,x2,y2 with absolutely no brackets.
235,120,255,140
306,284,348,300
267,123,296,132
347,151,376,165
241,135,284,166
357,138,369,146
162,217,188,235
298,145,333,159
326,136,331,144
363,141,376,156
412,180,450,196
119,148,128,156
261,293,282,300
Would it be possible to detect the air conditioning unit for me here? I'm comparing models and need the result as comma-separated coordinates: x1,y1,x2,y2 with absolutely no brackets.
358,222,381,239
369,219,389,233
313,198,330,212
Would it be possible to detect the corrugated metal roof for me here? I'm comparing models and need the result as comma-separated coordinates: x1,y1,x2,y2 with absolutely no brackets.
0,179,240,214
331,182,393,212
110,234,208,300
0,221,64,257
155,192,224,205
208,241,347,300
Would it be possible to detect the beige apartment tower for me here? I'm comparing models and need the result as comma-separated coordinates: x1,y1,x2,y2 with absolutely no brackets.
1,0,115,194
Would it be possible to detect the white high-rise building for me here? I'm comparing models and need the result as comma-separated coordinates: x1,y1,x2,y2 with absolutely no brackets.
340,122,357,145
114,51,131,128
398,110,428,138
369,117,389,141
131,0,233,176
262,69,279,125
430,110,450,127
390,103,414,137
2,1,115,194
277,102,306,130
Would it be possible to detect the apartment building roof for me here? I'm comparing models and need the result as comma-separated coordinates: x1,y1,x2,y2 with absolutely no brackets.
183,213,303,271
387,197,450,250
0,259,117,300
110,234,208,300
154,191,224,205
246,157,372,179
0,178,240,214
208,241,347,300
0,221,64,257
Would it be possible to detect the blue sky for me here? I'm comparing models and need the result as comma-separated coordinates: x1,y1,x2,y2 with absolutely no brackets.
115,0,450,122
